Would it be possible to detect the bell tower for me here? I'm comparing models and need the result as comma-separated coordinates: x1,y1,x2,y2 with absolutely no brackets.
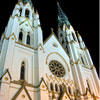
0,0,44,99
57,2,100,97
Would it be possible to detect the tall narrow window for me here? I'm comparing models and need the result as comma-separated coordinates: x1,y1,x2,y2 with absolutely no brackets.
19,32,23,42
86,80,91,93
19,8,22,16
20,61,25,80
26,34,30,45
60,33,63,38
81,56,85,65
66,45,69,54
59,85,62,92
1,37,4,43
72,33,76,41
62,39,64,44
55,84,58,92
68,86,71,94
50,83,54,91
25,9,30,18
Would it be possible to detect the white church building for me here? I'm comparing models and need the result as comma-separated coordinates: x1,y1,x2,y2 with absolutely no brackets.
0,0,99,100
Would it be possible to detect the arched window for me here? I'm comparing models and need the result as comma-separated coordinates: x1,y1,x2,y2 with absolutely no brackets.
20,61,25,80
50,83,54,91
26,34,30,45
55,84,58,92
19,8,22,16
19,32,23,42
62,39,64,44
25,9,30,18
86,80,91,92
81,56,85,65
60,33,63,38
59,85,63,92
1,37,4,43
66,45,69,54
72,33,76,41
68,86,71,94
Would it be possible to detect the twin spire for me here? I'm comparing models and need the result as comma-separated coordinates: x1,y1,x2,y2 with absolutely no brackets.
57,2,70,28
18,0,70,28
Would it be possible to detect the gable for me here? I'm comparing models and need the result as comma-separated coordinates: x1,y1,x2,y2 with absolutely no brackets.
16,89,31,100
43,33,73,79
44,33,70,60
19,19,34,32
58,92,70,100
44,33,70,69
12,86,32,100
0,69,12,81
40,78,48,90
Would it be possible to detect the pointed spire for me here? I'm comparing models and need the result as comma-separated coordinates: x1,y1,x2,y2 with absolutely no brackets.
51,28,55,34
57,2,70,28
77,31,81,37
19,0,33,6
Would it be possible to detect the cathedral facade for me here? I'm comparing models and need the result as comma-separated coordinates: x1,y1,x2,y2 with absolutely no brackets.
0,0,99,100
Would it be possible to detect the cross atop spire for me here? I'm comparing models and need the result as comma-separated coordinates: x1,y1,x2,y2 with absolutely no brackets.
57,2,70,28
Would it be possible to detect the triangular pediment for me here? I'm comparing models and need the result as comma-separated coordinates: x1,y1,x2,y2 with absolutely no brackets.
12,85,32,100
44,33,70,72
40,78,48,91
44,33,70,59
0,69,12,82
58,92,70,100
19,19,34,31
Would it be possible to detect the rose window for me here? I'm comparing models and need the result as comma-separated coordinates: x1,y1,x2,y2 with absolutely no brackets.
49,60,65,77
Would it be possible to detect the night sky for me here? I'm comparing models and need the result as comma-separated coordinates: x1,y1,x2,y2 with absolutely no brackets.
0,0,99,74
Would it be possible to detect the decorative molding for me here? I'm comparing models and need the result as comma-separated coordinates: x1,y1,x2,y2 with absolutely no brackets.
43,32,70,58
81,47,88,50
45,74,74,86
19,18,34,31
16,41,37,50
38,44,45,53
46,52,70,72
90,65,96,70
70,59,81,66
0,69,12,80
16,42,45,53
3,32,16,41
4,77,8,81
12,85,32,100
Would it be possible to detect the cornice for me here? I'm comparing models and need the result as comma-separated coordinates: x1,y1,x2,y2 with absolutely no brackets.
16,42,45,53
11,77,48,89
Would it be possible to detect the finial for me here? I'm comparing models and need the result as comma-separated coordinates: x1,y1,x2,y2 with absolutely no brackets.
65,26,68,30
51,28,54,34
56,0,59,4
36,10,38,14
77,31,81,37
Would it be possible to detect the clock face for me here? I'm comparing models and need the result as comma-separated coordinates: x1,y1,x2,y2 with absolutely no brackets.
49,60,65,77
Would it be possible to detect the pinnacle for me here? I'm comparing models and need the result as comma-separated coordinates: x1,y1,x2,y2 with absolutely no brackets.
19,0,33,6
